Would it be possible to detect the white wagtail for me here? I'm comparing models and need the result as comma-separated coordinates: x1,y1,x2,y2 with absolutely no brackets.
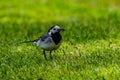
22,25,65,60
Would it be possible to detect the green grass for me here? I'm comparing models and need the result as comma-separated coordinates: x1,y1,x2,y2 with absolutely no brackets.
0,0,120,80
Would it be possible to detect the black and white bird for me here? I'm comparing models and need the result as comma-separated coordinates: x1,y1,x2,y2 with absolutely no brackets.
22,25,65,60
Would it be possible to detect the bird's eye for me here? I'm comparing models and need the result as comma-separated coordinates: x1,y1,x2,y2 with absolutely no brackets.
53,28,56,30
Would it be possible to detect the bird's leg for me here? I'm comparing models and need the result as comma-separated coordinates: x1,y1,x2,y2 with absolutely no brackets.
43,50,47,60
50,51,52,59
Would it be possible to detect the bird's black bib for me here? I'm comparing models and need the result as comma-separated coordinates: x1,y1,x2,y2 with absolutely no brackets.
51,32,62,45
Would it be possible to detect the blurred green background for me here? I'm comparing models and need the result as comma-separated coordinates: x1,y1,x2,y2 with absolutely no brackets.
0,0,120,80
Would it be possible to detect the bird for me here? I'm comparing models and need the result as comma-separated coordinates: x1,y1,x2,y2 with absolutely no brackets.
22,25,65,60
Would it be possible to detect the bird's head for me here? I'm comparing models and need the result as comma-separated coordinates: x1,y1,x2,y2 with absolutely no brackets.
48,25,65,35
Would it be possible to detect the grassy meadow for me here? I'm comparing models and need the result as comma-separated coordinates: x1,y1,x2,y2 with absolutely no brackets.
0,0,120,80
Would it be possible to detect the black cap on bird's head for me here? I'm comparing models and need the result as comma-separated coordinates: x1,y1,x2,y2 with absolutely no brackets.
48,25,65,35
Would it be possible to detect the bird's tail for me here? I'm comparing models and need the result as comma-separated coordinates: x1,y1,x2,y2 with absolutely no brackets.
20,39,38,44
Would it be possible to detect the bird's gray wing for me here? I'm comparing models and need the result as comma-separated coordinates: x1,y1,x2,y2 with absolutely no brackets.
38,33,51,41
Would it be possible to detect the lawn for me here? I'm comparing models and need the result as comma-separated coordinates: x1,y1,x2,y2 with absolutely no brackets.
0,0,120,80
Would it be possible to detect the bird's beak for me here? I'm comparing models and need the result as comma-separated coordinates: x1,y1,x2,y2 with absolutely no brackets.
60,28,65,31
